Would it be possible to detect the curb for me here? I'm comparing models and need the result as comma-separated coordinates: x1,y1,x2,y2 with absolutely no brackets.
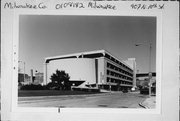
19,92,112,99
139,102,149,109
18,92,115,103
19,91,124,99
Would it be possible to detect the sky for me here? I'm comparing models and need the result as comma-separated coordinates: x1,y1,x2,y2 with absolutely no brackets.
19,15,156,75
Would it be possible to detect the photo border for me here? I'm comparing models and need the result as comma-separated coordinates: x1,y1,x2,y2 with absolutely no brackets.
12,10,162,114
1,1,179,121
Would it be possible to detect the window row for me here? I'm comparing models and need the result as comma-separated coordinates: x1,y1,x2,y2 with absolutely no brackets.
105,53,133,73
106,70,133,81
106,77,132,85
107,62,133,77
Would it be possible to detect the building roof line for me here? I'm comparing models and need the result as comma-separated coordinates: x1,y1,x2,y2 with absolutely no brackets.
45,50,105,61
44,49,133,69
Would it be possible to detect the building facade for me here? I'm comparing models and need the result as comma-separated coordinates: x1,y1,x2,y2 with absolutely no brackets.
136,72,156,87
18,73,31,85
44,50,134,91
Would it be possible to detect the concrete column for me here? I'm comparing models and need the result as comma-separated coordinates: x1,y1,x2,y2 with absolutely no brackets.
95,59,98,88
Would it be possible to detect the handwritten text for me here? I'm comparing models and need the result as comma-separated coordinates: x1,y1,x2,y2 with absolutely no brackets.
4,2,47,9
131,3,165,10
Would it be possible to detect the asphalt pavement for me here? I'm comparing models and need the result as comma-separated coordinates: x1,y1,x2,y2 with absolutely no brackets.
18,91,148,108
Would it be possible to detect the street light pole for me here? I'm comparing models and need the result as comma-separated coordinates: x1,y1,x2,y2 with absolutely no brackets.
148,43,152,97
135,41,152,97
23,62,26,82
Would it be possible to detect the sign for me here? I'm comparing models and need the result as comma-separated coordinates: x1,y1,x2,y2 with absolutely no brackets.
149,72,152,79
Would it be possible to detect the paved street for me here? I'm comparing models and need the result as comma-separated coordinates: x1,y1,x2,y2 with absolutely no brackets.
18,92,148,108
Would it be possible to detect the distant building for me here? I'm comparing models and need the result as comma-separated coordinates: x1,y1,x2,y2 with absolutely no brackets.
136,72,156,78
44,50,134,91
34,72,44,85
18,73,31,85
136,72,156,88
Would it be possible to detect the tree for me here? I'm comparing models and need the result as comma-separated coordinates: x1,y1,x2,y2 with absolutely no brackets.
49,70,70,90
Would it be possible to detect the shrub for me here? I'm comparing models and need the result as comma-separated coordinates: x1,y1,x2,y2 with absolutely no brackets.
20,84,46,90
49,69,71,90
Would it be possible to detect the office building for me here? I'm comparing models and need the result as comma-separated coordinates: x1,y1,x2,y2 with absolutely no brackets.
44,50,134,91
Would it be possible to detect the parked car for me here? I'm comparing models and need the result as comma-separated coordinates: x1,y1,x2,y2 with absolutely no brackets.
140,86,149,94
122,89,128,93
140,85,156,95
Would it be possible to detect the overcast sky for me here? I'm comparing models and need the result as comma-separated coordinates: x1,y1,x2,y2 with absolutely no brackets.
19,15,156,75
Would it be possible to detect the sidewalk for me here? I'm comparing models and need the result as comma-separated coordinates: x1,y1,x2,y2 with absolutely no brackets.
139,96,156,109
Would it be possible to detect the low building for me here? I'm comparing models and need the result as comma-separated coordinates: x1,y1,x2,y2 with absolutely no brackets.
44,50,134,91
136,72,156,89
18,73,31,85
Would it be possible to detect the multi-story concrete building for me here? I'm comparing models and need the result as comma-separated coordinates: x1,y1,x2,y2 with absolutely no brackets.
44,50,134,91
